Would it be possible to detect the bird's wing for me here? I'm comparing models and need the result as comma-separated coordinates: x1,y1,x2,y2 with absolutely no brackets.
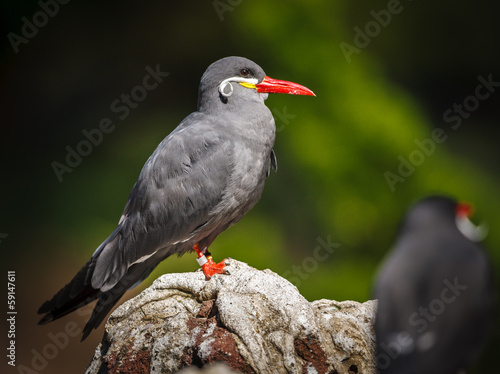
91,114,235,291
267,149,277,177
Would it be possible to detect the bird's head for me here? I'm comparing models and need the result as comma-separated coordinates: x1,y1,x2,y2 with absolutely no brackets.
455,201,488,242
197,56,315,112
402,196,487,242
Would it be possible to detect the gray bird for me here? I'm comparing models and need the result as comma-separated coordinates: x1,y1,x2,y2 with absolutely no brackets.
374,195,495,374
38,56,315,340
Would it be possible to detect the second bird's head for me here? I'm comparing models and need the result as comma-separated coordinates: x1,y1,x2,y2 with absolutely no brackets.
197,56,315,112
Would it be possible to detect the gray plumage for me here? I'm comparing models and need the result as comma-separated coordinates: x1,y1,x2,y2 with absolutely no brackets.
38,57,288,340
374,196,495,374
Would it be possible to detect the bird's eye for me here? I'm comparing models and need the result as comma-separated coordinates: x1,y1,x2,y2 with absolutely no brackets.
240,69,250,77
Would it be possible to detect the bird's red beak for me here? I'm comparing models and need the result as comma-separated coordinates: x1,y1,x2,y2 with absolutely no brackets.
456,202,473,218
255,76,315,96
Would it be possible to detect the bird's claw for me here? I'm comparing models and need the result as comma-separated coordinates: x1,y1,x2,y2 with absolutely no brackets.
202,257,230,280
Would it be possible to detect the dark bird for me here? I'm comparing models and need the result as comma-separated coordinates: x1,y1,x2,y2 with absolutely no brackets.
374,195,495,374
38,56,315,340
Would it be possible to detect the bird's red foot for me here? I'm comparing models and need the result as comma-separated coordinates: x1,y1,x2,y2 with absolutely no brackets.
201,256,229,280
193,243,230,280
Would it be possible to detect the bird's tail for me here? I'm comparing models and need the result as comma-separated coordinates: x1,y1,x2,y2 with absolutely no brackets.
38,257,144,341
80,288,126,341
38,259,99,326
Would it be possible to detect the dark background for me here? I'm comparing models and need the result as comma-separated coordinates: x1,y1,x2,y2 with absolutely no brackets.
1,1,499,373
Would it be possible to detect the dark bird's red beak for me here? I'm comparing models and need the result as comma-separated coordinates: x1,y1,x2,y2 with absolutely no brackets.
255,76,315,96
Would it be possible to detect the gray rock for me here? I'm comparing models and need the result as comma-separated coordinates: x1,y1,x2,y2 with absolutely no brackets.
85,260,377,374
177,362,240,374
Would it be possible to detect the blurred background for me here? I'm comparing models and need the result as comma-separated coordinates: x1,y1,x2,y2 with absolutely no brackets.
1,0,499,373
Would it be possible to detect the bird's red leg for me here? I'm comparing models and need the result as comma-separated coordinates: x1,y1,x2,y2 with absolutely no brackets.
193,243,229,280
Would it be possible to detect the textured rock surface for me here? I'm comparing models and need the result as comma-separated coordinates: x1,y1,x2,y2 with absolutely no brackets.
177,363,240,374
85,260,377,374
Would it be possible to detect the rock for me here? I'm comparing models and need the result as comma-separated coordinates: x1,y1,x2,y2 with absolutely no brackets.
85,260,377,374
177,362,240,374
